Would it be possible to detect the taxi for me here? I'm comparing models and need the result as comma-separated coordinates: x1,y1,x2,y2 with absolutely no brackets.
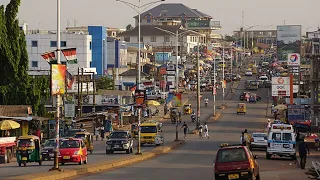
214,143,260,180
58,138,88,165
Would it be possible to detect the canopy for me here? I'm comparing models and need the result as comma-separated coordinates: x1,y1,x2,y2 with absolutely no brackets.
147,100,160,106
0,120,20,130
274,104,287,110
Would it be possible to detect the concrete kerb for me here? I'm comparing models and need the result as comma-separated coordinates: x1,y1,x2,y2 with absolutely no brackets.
8,140,185,180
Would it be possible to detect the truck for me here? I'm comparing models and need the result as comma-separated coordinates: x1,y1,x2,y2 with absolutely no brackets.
0,137,16,164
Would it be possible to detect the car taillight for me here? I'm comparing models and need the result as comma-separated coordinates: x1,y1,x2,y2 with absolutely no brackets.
268,143,270,148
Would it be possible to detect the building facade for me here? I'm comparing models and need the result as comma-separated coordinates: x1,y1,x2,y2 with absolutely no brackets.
26,30,92,75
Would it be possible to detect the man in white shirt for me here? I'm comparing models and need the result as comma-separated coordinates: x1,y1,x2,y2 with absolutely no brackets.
204,122,209,139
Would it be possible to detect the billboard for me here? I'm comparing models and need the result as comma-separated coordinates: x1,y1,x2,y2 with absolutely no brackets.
51,64,66,95
277,25,301,61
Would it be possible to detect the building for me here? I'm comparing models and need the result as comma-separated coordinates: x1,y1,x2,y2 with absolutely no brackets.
134,3,222,43
25,30,93,75
118,25,201,54
233,29,277,46
88,26,107,75
66,26,125,39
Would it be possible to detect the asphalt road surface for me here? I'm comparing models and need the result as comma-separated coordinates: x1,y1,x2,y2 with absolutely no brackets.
74,75,300,180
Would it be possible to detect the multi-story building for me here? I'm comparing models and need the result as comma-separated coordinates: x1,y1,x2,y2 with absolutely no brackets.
134,3,222,43
66,26,125,39
25,30,93,75
118,25,201,54
233,30,277,45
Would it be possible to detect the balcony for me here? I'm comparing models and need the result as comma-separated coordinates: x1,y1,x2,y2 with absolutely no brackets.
186,20,221,30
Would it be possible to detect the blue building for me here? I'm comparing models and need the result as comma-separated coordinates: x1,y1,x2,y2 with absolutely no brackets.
88,26,107,75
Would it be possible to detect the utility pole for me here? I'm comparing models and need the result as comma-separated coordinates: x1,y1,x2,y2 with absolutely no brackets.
77,68,81,118
213,58,216,116
80,68,84,117
222,45,225,105
196,36,201,129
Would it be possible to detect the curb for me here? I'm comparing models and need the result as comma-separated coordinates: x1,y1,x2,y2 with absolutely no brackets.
8,140,185,180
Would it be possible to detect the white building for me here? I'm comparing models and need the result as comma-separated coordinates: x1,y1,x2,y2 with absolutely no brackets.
118,25,203,54
26,30,93,75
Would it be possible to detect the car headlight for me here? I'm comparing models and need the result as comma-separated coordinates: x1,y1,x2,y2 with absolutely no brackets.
74,151,80,155
42,150,48,153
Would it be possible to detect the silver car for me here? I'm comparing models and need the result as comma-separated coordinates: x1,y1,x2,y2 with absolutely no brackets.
250,132,268,149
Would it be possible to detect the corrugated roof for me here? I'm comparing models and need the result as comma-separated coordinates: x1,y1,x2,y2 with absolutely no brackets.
0,105,32,117
119,69,149,77
118,25,183,37
134,3,212,19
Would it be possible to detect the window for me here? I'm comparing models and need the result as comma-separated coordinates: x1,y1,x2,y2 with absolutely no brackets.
146,15,151,23
217,148,248,163
89,42,92,50
164,36,170,42
124,37,130,42
50,41,57,47
282,133,292,141
272,133,281,140
31,61,38,67
151,36,156,42
31,41,38,47
61,41,67,47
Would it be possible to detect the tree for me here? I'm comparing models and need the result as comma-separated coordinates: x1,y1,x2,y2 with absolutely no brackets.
224,35,236,42
0,0,49,116
126,24,133,31
95,76,114,90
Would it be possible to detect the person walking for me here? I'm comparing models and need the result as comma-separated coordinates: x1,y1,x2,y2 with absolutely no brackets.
266,119,271,133
198,124,203,139
240,132,246,146
203,122,209,139
298,138,310,169
180,122,189,139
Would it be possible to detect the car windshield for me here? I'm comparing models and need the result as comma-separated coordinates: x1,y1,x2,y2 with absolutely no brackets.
141,126,157,133
260,77,268,80
217,148,248,163
65,129,83,137
252,133,268,138
110,132,128,139
74,134,86,139
282,133,292,141
44,140,55,147
17,139,35,147
60,140,80,148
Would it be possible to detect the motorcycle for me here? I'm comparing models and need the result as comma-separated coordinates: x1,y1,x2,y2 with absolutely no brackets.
191,114,196,123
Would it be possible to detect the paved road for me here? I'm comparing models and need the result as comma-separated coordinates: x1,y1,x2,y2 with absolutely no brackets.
74,74,306,180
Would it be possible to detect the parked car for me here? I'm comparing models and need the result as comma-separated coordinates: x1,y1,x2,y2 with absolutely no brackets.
250,133,268,150
106,131,134,154
41,139,56,161
59,138,88,165
214,144,260,180
245,70,253,76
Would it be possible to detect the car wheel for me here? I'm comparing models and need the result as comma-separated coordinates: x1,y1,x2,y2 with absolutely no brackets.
256,173,261,180
126,149,130,154
106,150,109,154
266,152,271,159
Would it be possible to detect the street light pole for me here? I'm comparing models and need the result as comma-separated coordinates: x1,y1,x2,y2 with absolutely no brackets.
175,30,179,141
51,0,61,171
196,36,200,129
213,57,216,116
222,45,225,105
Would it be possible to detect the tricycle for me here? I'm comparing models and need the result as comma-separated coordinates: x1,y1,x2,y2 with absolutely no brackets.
16,135,42,167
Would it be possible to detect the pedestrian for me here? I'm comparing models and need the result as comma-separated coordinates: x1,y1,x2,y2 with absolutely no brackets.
298,137,310,169
203,122,209,139
198,124,203,138
240,132,246,146
266,119,271,133
180,122,189,139
271,105,275,115
100,126,105,141
274,109,278,120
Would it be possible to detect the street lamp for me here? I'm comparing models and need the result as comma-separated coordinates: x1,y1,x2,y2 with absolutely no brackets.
155,27,204,139
116,0,165,155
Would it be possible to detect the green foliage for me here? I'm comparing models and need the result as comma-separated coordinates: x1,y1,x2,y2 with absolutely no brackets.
126,24,133,31
0,0,50,116
96,76,114,90
224,35,236,42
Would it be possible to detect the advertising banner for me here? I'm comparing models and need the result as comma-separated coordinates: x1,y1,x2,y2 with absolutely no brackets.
64,101,75,118
134,90,146,106
277,25,301,61
51,64,66,95
287,105,306,123
287,53,300,66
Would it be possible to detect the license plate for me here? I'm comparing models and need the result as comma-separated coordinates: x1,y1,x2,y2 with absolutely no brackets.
63,156,70,159
228,174,239,179
49,153,54,157
114,145,119,148
283,144,290,148
21,157,27,161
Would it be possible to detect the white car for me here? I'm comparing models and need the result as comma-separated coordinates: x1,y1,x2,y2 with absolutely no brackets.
250,132,268,149
245,71,253,76
259,76,269,81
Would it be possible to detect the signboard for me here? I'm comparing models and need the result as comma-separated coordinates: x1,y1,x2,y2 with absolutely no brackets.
272,85,290,96
166,64,175,71
159,67,166,75
187,20,211,28
272,77,289,85
166,71,176,75
134,90,146,106
277,25,301,61
101,95,119,105
287,105,306,123
64,101,75,117
51,64,66,95
287,53,300,66
167,76,175,82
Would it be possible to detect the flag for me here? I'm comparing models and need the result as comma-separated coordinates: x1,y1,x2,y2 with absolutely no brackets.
66,70,75,89
41,51,56,64
61,48,77,64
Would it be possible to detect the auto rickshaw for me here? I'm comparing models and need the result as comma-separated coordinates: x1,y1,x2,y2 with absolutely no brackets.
131,123,139,139
16,135,42,167
74,132,94,154
170,107,181,124
237,103,246,114
183,104,192,115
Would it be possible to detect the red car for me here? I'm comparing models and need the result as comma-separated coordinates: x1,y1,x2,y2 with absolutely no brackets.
58,138,88,165
214,144,260,180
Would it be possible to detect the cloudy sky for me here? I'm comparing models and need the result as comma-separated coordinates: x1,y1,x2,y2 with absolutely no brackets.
0,0,319,35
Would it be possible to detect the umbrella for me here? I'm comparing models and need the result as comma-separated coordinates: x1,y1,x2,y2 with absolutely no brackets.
147,100,160,106
0,120,20,130
274,104,287,110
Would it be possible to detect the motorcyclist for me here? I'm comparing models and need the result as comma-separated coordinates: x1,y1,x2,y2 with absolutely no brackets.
204,97,209,106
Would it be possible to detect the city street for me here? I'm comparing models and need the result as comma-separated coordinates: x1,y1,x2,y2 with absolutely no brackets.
73,75,308,180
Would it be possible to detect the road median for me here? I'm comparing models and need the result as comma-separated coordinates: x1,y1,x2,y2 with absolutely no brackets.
8,140,185,180
190,112,222,134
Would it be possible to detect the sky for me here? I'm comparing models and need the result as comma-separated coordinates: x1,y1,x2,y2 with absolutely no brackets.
0,0,319,35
